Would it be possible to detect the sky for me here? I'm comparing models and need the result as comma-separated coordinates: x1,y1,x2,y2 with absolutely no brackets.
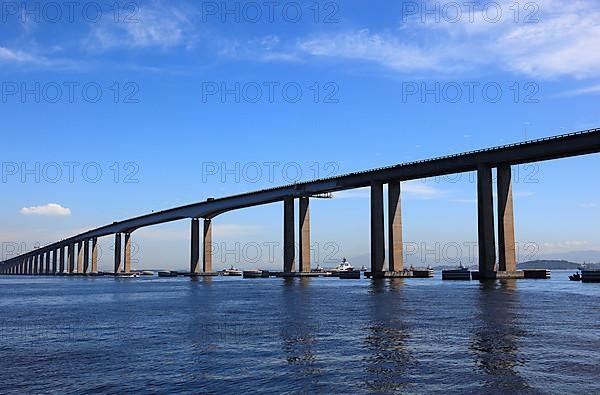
1,0,599,270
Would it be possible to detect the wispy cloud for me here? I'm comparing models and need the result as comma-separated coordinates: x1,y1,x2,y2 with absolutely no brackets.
89,3,195,50
292,0,600,79
557,84,600,97
0,47,46,64
20,203,71,216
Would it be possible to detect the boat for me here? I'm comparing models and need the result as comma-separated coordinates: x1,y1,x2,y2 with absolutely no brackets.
116,272,139,278
140,270,154,276
334,257,354,272
221,266,243,276
311,264,326,273
410,265,434,278
442,262,471,280
158,270,178,277
581,269,600,283
243,269,270,278
569,272,581,281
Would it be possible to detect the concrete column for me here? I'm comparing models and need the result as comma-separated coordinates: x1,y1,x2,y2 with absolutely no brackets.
59,245,65,274
35,254,41,274
44,251,50,274
371,182,385,273
68,243,75,274
497,165,517,272
190,218,200,274
76,241,84,274
477,166,496,278
299,197,311,273
91,238,99,274
203,219,212,273
27,256,32,275
51,249,57,274
283,198,295,273
83,239,90,274
114,233,122,274
123,233,131,273
388,181,404,272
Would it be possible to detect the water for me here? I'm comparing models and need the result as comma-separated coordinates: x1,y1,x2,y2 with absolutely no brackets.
1,272,599,394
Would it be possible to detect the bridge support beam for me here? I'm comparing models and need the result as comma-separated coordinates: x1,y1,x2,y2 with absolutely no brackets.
123,233,132,273
68,243,75,274
59,246,65,274
27,256,32,274
371,181,385,273
83,239,90,274
114,233,122,274
36,254,41,274
283,198,295,273
477,166,496,279
203,219,212,273
77,241,84,274
45,251,50,274
299,197,311,273
51,249,57,274
91,238,99,274
190,218,200,274
497,165,517,272
388,181,404,272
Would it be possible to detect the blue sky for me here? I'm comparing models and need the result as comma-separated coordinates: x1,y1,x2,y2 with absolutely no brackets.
1,0,599,270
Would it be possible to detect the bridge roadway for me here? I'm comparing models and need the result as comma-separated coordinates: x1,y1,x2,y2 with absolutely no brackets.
2,127,600,278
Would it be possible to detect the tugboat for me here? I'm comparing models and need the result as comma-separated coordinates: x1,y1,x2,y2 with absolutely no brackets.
569,272,582,281
221,266,243,276
335,257,354,272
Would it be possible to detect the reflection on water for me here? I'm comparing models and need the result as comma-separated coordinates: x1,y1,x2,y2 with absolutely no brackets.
1,274,600,394
364,279,411,392
471,280,532,393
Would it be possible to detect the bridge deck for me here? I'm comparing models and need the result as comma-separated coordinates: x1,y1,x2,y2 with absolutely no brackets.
3,128,600,262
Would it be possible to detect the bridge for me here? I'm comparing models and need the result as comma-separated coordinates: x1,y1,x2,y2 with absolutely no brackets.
2,128,600,279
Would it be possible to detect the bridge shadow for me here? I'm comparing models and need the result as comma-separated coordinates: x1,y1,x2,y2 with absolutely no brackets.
470,280,534,393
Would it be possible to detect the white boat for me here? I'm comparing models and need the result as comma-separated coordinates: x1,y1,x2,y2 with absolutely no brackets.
116,272,139,278
221,266,243,276
335,258,354,272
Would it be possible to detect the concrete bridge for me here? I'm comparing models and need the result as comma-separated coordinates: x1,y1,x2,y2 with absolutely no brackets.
2,128,600,279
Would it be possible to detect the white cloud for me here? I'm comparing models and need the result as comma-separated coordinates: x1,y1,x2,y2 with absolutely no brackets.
294,0,600,79
90,3,194,49
557,84,600,97
20,203,71,216
0,47,42,63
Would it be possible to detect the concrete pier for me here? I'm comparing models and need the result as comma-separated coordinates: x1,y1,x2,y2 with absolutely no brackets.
68,243,75,274
477,166,496,279
124,233,132,273
35,254,41,274
77,241,83,274
27,256,32,275
190,218,200,274
114,233,122,274
83,239,90,274
388,181,404,272
59,245,65,274
203,219,212,273
371,181,385,273
51,249,57,274
283,198,295,273
497,165,517,272
91,238,99,274
299,197,311,273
